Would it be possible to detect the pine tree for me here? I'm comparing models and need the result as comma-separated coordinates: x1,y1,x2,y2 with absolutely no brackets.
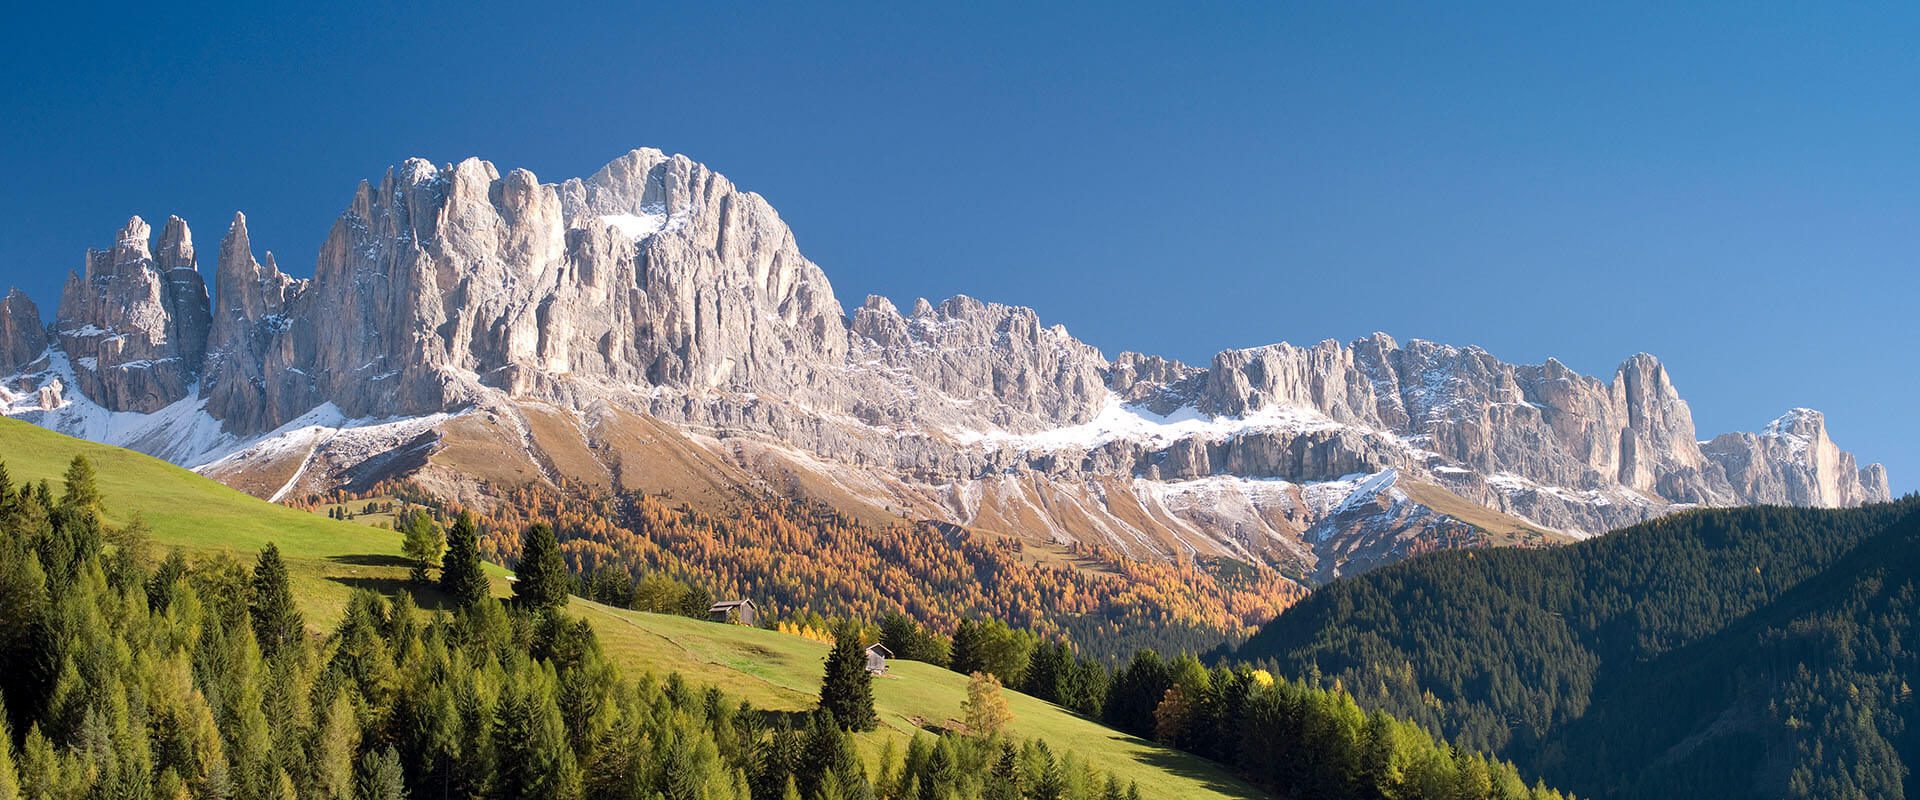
818,626,877,731
983,743,1022,800
439,512,490,607
490,663,582,800
1030,743,1065,800
312,689,362,800
249,543,303,659
950,619,982,676
0,696,18,800
799,711,868,798
399,510,444,584
512,523,570,611
354,747,406,800
59,456,99,513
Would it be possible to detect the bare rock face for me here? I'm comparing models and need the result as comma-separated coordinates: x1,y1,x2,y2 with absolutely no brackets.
1108,352,1204,409
51,216,211,412
0,289,47,375
201,149,854,430
1193,336,1715,499
847,293,1108,430
1703,409,1889,508
204,213,314,433
555,148,849,396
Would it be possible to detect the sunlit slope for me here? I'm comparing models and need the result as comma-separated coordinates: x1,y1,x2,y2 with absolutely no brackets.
0,418,1266,798
0,416,421,627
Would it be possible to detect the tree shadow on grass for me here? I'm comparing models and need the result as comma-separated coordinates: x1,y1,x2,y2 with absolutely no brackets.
325,574,463,612
327,553,413,568
753,708,819,729
1111,733,1261,796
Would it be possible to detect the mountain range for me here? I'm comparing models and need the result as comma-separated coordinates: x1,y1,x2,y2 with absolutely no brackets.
0,148,1891,587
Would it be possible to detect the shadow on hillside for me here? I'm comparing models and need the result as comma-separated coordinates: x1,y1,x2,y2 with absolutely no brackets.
751,709,821,729
327,553,414,568
326,574,461,612
1116,734,1254,795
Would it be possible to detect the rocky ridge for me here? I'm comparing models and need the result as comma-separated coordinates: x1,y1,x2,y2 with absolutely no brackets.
0,148,1893,583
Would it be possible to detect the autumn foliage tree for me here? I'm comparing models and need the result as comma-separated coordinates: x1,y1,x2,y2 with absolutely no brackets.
459,483,1306,661
963,671,1013,737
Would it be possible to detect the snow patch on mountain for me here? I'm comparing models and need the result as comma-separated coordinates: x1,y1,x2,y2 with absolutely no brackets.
599,212,665,240
950,392,1349,451
4,351,239,465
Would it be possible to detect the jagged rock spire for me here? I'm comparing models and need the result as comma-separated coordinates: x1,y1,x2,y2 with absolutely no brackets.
0,288,47,375
203,211,313,434
50,215,212,412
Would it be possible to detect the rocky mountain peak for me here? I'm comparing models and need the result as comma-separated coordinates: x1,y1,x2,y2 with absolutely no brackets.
47,215,211,413
204,211,312,434
111,216,152,264
846,292,1110,430
1764,407,1827,439
1703,406,1882,508
156,215,194,271
0,288,47,375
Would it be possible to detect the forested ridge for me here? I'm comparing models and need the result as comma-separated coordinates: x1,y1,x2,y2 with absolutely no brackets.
1229,498,1920,799
424,481,1305,661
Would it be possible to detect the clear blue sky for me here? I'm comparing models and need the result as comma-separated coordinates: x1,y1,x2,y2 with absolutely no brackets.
3,2,1914,491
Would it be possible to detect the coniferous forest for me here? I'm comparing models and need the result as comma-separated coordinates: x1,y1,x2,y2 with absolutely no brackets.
1230,499,1920,798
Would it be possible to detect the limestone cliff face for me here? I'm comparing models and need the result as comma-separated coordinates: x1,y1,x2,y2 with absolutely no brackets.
0,147,1894,582
1184,337,1794,508
847,293,1108,431
1703,409,1891,508
191,149,850,430
204,212,312,434
0,289,47,375
50,216,211,413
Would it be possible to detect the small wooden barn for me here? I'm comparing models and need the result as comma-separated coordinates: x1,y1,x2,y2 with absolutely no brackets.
707,599,759,626
865,643,894,675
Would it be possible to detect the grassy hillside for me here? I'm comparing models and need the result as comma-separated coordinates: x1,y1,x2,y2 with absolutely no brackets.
0,417,1265,799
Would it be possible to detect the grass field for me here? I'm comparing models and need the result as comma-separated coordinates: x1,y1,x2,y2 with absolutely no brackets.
313,496,411,529
0,417,1265,798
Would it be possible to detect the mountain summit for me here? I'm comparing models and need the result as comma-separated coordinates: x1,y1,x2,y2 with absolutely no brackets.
0,148,1891,583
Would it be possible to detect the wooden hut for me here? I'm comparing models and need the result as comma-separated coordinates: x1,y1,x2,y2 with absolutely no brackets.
707,599,759,626
865,643,894,675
